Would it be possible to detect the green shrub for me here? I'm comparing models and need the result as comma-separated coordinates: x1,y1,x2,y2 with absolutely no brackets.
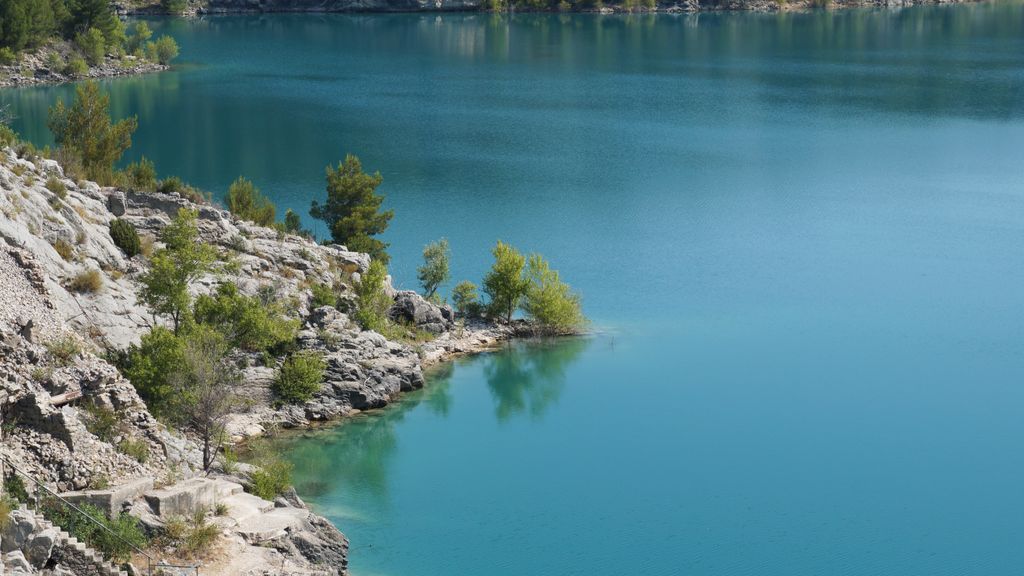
157,176,208,203
123,156,157,191
273,351,325,404
154,35,179,65
0,125,18,147
181,516,218,557
0,47,16,66
248,446,293,501
64,56,88,77
121,327,186,415
194,282,298,353
68,269,103,293
157,176,184,194
76,28,106,66
45,334,81,366
162,0,188,14
46,176,67,197
452,281,482,318
83,403,119,442
109,219,141,257
53,239,74,260
46,51,64,72
162,508,219,558
163,515,188,542
309,282,337,309
353,260,392,332
283,209,305,235
225,176,275,226
3,475,28,503
118,437,150,463
42,501,147,563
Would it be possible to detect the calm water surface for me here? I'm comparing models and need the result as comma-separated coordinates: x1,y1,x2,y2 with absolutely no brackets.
6,4,1024,574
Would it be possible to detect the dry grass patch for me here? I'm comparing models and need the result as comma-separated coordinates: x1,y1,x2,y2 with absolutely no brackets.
68,269,102,293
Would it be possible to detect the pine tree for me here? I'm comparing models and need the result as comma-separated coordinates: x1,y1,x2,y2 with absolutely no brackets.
309,154,394,263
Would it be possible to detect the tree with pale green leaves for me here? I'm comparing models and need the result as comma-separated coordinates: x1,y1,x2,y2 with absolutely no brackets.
417,238,450,299
522,254,584,333
483,241,530,324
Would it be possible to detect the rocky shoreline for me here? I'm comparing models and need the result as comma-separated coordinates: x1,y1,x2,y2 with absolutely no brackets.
0,144,531,575
0,45,167,90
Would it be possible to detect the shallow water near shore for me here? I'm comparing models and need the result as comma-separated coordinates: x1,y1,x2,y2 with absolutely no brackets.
6,4,1024,575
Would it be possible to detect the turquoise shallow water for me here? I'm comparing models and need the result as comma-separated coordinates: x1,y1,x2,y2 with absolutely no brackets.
6,4,1024,574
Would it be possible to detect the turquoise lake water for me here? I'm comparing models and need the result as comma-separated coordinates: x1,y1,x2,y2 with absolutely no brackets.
6,3,1024,574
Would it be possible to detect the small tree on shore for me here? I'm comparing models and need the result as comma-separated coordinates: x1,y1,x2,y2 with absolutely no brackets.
354,260,392,332
452,280,482,318
483,241,529,323
309,154,393,263
417,238,450,300
522,254,584,333
47,81,137,185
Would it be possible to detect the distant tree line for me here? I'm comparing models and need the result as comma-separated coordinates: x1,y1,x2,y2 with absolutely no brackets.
0,0,178,71
484,0,657,11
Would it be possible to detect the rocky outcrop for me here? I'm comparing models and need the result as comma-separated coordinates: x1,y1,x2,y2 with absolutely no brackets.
0,43,166,90
1,144,527,575
389,290,454,335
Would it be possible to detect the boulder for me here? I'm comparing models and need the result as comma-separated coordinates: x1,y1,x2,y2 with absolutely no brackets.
25,527,59,567
3,551,32,574
388,291,453,335
107,191,127,216
1,509,38,554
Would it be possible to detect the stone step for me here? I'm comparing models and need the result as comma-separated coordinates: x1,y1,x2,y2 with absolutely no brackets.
144,478,220,518
234,507,311,543
18,504,130,576
213,479,245,498
220,492,276,524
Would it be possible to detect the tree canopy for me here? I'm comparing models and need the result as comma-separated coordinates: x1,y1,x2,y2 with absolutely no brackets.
47,81,137,185
483,241,530,323
417,238,450,299
309,154,393,264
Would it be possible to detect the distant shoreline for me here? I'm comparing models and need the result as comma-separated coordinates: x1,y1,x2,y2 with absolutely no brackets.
124,0,978,16
116,0,978,16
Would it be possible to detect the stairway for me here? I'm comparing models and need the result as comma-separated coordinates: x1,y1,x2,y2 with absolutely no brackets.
18,505,129,576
